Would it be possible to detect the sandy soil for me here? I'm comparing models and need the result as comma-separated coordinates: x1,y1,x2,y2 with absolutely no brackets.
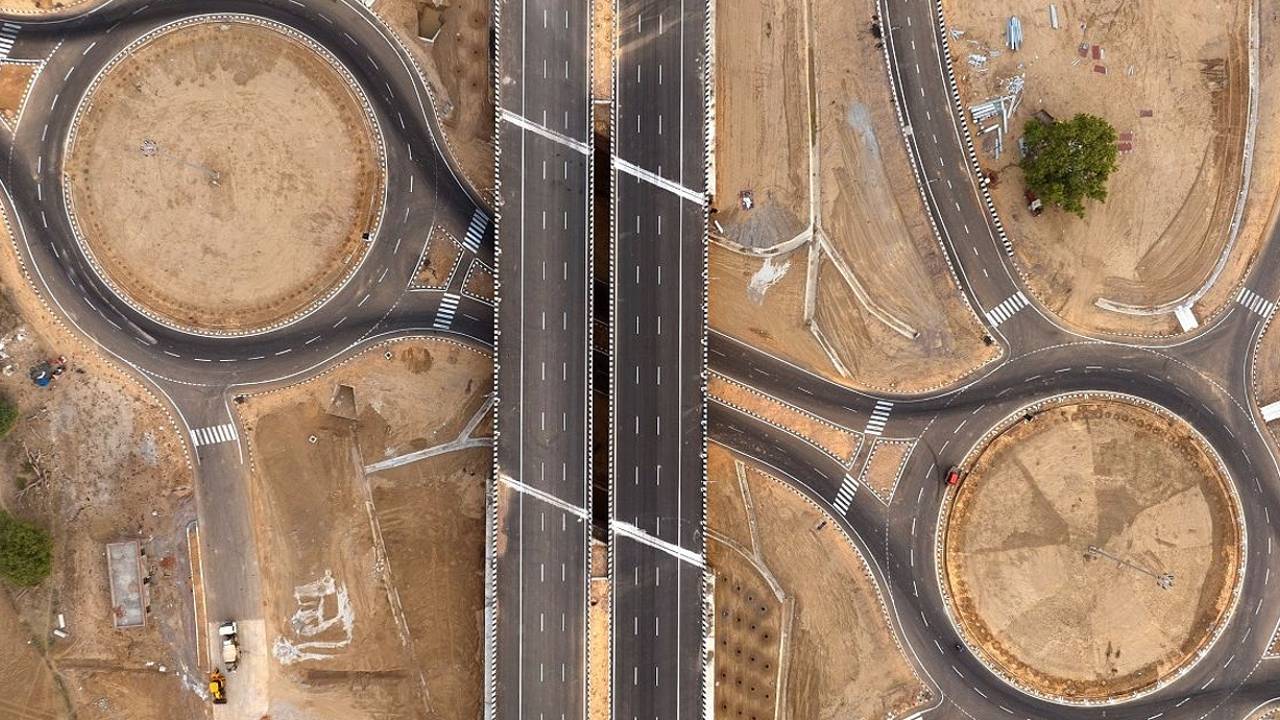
66,19,384,332
0,63,34,126
709,372,860,464
945,0,1250,336
710,0,809,249
709,0,995,393
587,542,608,720
463,259,493,302
859,439,912,503
944,400,1241,701
591,0,613,104
708,445,926,719
373,0,494,198
0,0,101,14
239,338,489,718
416,226,463,289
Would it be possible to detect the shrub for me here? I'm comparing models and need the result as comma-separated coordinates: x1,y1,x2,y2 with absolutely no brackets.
0,510,51,586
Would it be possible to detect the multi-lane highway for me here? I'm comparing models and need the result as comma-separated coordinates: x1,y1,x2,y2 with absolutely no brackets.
8,0,1280,718
491,0,593,716
611,1,709,718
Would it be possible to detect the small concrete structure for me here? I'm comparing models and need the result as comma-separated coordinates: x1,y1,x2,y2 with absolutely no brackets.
106,540,146,628
1261,400,1280,423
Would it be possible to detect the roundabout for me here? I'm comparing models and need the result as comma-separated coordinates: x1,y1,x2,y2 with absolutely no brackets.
63,15,386,334
941,397,1243,703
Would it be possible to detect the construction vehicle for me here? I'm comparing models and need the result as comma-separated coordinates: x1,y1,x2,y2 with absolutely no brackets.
219,621,240,671
209,670,227,704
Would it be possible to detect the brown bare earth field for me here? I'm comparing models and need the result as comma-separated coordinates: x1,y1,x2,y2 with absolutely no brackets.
66,19,383,332
945,400,1241,701
945,0,1250,336
710,0,808,249
416,227,463,289
709,0,995,393
0,63,34,125
708,445,926,719
374,0,494,197
709,372,860,464
239,338,490,718
859,439,912,503
463,260,494,302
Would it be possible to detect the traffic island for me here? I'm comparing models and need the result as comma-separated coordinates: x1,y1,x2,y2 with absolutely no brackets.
64,16,386,335
940,396,1243,703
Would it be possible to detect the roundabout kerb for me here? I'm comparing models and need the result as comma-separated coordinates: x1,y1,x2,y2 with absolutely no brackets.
59,12,390,338
930,390,1248,707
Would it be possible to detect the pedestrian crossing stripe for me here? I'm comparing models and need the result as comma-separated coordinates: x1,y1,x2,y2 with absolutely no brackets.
864,400,893,437
0,24,20,60
462,209,488,253
190,423,237,448
984,291,1030,327
833,474,858,515
435,293,461,329
1238,287,1275,317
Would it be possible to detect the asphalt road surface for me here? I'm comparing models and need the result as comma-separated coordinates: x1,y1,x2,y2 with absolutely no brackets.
492,0,593,716
7,0,1280,718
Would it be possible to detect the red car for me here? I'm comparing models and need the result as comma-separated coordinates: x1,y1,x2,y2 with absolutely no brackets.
945,467,962,486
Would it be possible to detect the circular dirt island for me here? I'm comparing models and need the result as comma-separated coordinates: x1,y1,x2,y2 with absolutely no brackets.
65,17,385,333
942,398,1242,703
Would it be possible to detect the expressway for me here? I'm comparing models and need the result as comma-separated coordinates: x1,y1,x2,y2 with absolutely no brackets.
7,0,1280,718
610,0,710,718
491,0,593,716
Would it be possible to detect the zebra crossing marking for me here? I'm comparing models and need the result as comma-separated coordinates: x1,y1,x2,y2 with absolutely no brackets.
435,293,461,329
462,209,488,253
984,291,1030,327
864,400,893,437
832,474,858,515
190,423,237,448
0,24,20,60
1238,287,1275,317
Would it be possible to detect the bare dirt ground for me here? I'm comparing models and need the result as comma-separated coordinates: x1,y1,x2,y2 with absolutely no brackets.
858,439,912,503
945,0,1251,336
373,0,494,198
0,210,204,716
709,372,860,465
238,338,489,719
587,541,608,720
415,227,463,289
944,400,1241,701
708,445,926,719
462,259,493,302
0,63,35,127
709,0,995,393
66,19,384,333
0,0,101,14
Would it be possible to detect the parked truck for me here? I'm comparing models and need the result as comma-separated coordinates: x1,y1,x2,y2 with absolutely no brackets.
219,621,240,672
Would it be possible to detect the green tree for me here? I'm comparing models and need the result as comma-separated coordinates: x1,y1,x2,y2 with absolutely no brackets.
1020,113,1119,217
0,510,51,586
0,395,18,439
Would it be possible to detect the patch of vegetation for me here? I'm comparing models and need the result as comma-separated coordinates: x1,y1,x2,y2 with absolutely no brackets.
0,509,51,586
0,394,18,439
1020,113,1119,218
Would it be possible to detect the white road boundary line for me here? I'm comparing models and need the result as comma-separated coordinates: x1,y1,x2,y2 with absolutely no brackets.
500,108,590,154
613,156,707,206
612,520,705,568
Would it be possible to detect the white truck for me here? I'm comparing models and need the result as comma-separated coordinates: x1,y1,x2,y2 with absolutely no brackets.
218,621,240,671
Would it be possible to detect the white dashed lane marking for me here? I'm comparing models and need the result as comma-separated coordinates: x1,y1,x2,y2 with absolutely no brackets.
190,423,238,449
1237,287,1275,317
864,400,893,436
984,291,1030,327
434,292,461,329
462,209,489,253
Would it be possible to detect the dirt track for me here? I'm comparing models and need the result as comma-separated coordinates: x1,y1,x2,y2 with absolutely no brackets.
944,400,1241,701
945,0,1251,336
66,19,384,332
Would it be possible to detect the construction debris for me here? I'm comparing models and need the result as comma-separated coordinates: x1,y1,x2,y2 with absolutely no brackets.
968,74,1024,158
1007,16,1023,51
1049,4,1060,30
